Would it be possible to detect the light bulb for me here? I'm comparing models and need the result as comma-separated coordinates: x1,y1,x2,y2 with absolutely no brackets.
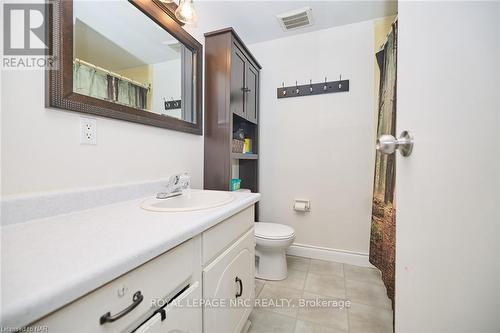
175,0,197,24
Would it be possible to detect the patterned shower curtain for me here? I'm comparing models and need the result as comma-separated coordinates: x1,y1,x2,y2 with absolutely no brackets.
370,20,397,307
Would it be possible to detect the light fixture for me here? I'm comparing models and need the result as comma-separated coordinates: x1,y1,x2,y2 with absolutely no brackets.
175,0,197,25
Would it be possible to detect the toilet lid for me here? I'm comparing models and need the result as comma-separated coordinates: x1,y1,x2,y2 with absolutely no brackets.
254,222,295,240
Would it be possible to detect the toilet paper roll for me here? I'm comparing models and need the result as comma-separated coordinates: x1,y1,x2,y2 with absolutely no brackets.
294,201,308,212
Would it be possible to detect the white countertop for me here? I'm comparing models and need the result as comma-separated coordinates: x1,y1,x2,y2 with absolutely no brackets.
1,190,260,329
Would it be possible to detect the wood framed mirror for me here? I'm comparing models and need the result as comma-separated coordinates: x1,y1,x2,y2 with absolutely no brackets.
47,0,203,135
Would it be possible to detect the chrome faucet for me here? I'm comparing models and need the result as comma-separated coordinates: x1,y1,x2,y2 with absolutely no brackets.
156,173,191,199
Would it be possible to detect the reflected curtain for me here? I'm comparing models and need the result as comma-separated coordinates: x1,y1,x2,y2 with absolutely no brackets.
73,63,108,100
73,63,148,110
109,77,148,110
370,20,397,307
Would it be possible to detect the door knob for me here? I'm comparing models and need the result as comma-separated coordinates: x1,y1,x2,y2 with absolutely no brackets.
376,130,414,157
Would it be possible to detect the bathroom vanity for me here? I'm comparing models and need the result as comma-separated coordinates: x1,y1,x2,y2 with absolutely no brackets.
1,190,260,333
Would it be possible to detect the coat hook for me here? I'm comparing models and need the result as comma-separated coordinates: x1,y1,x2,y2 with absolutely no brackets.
282,82,286,96
323,77,328,91
309,79,313,93
295,81,300,94
339,74,342,89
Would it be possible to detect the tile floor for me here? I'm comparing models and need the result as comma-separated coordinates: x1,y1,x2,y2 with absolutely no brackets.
249,256,393,333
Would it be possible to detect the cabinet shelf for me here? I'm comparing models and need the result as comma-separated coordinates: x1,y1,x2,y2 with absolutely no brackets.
231,153,258,160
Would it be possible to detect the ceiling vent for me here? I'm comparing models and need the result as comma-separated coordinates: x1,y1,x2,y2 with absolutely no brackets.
276,7,313,31
162,40,181,52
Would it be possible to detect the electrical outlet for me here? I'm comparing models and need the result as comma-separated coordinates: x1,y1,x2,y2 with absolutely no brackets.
80,117,97,145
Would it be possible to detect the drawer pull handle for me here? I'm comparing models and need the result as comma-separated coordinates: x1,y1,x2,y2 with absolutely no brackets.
100,291,143,325
235,277,243,298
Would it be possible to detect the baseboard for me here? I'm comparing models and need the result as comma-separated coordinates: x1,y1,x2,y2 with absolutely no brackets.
287,243,374,268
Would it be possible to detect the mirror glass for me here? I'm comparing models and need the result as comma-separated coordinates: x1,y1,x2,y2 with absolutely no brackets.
73,1,196,123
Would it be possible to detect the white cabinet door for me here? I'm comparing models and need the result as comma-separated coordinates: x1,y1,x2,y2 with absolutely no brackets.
203,229,255,333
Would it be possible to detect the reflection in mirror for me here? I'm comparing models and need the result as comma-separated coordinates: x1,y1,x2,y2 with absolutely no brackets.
73,1,195,123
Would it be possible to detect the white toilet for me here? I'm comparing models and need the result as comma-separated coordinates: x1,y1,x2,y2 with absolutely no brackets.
254,222,296,280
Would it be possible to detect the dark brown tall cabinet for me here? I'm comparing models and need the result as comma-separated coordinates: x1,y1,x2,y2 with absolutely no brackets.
204,28,261,199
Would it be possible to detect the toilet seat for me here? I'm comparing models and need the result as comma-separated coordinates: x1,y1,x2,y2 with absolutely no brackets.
254,222,295,240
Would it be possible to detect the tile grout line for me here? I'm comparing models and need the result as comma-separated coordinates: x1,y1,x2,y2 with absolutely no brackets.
301,258,311,292
297,258,310,333
343,263,351,333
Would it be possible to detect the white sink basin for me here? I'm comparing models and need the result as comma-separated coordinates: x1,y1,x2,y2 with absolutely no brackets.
141,190,235,212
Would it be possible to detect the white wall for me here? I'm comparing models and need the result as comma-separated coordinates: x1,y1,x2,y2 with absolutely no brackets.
396,2,500,331
1,68,203,196
249,21,375,256
152,59,182,119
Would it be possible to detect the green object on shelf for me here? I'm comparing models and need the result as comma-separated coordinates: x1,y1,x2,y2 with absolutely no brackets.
231,178,241,191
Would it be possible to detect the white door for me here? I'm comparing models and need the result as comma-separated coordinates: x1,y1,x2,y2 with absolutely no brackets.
395,2,500,332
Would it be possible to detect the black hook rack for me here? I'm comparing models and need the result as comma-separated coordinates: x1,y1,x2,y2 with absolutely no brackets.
277,76,349,99
164,97,182,110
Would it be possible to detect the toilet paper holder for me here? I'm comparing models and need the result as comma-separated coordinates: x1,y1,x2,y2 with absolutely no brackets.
294,199,311,212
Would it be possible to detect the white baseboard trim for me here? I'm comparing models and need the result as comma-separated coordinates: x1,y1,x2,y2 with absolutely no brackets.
287,243,375,268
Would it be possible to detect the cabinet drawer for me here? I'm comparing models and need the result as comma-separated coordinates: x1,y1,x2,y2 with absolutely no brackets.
202,206,254,265
203,228,255,333
28,238,200,333
134,282,202,333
